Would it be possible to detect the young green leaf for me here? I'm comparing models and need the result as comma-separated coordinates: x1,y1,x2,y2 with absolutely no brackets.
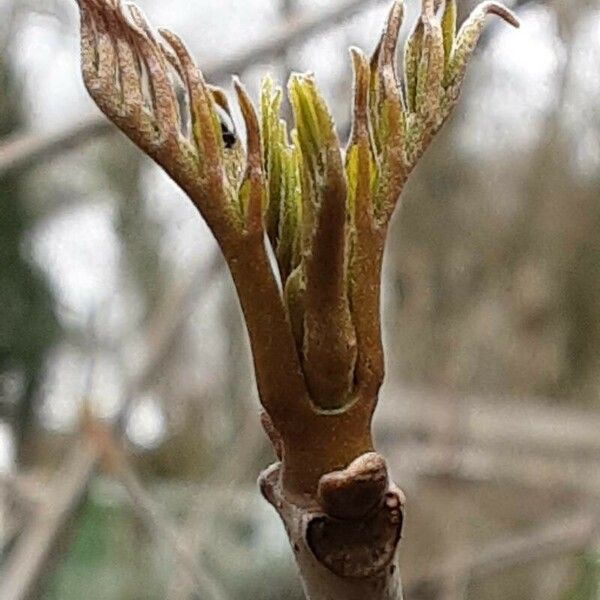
441,0,457,74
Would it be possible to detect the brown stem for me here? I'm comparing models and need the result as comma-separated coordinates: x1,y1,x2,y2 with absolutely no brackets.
222,236,312,432
280,408,374,496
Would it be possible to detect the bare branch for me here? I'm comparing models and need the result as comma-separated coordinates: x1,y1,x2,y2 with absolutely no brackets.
0,441,98,600
0,257,222,600
0,116,111,178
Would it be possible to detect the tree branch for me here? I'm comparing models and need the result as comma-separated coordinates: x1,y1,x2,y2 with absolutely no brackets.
0,116,111,178
66,0,523,596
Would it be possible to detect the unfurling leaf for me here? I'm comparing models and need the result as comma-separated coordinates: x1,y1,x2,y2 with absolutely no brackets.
76,0,519,411
289,74,356,409
441,0,457,73
446,1,520,92
370,0,408,220
234,78,264,233
346,47,376,228
404,18,424,114
259,77,302,284
260,77,284,244
415,16,444,123
370,0,406,156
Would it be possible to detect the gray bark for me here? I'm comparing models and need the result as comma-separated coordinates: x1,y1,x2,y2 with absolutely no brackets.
260,458,405,600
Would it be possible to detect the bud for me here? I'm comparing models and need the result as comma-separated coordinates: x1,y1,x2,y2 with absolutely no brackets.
76,0,519,411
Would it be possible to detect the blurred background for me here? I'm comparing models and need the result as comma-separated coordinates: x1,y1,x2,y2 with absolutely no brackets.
1,0,599,598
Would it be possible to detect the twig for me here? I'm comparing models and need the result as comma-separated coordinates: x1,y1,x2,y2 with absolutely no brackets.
378,387,600,459
213,0,386,75
0,0,387,178
0,116,111,178
116,253,224,430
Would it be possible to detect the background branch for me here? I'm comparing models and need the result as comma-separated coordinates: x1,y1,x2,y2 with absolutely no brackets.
0,255,222,600
90,423,230,600
407,510,600,598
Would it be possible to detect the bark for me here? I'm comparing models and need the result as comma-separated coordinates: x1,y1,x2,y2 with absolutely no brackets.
260,458,405,600
258,392,405,598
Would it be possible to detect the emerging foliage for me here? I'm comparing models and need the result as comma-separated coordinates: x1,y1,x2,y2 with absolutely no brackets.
76,0,519,469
